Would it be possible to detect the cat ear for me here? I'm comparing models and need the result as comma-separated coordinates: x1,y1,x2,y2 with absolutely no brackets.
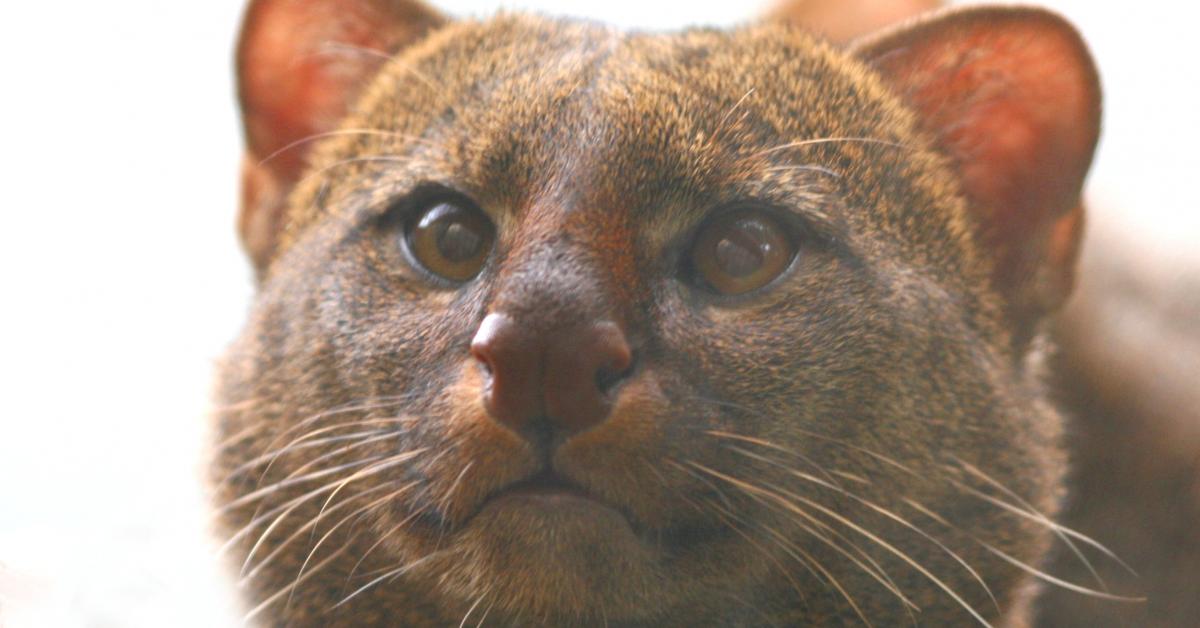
765,0,944,43
236,0,445,273
850,6,1100,328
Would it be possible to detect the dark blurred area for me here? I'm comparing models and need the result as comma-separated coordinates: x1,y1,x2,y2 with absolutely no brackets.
1041,219,1200,627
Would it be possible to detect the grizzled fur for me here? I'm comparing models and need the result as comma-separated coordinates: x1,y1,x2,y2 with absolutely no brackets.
214,2,1101,626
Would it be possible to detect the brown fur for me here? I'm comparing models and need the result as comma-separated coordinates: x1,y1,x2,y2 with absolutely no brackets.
213,2,1109,625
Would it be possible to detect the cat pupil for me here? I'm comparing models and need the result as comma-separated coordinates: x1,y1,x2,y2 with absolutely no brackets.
714,232,765,277
436,220,482,262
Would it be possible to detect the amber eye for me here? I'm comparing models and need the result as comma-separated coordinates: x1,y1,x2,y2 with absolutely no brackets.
405,200,495,282
690,209,796,296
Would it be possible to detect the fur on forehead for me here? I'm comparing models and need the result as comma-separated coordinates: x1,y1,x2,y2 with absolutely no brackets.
278,14,983,285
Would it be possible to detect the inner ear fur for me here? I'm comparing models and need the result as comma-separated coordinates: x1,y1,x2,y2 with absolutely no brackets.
851,6,1101,330
236,0,445,275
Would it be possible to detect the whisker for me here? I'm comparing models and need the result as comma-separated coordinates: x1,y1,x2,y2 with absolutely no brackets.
252,416,416,487
236,463,391,572
979,542,1145,603
682,460,918,620
218,457,384,516
294,154,415,192
795,471,998,614
243,538,353,623
900,497,1145,603
691,397,1136,584
716,87,756,137
335,550,452,609
474,596,497,628
950,456,1136,579
830,470,872,485
436,461,476,521
313,449,431,523
210,415,267,455
344,504,432,586
666,457,739,512
673,456,896,606
669,459,813,588
254,395,418,461
763,164,843,179
263,400,416,449
241,483,392,581
219,454,408,559
278,430,401,485
703,429,846,489
688,395,925,478
239,431,394,547
757,519,888,627
761,479,992,627
693,480,887,627
259,129,432,167
688,396,923,476
755,137,915,158
721,442,1000,614
284,480,423,611
681,493,819,618
220,429,386,485
312,41,443,93
458,587,492,628
313,41,395,62
210,396,267,413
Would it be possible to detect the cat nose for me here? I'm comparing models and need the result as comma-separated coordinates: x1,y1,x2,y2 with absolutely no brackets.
470,312,635,438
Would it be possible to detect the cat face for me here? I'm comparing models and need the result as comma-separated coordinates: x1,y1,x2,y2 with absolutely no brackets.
216,4,1099,625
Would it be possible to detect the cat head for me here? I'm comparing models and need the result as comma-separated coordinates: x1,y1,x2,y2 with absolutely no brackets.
217,1,1100,624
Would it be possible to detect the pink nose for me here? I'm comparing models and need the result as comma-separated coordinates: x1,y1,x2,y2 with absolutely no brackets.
470,312,635,438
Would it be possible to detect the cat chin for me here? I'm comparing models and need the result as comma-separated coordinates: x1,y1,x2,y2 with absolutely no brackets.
409,498,669,623
463,493,653,583
386,495,781,624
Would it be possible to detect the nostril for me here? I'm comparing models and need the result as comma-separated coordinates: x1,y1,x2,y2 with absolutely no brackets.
475,353,494,377
587,318,635,400
470,313,506,378
469,341,494,378
595,349,637,395
470,312,549,434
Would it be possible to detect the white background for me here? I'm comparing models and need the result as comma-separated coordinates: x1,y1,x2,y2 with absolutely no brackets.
0,1,1196,625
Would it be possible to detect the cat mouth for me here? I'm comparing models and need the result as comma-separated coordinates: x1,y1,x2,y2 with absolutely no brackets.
463,467,738,552
466,467,634,525
483,468,604,505
410,465,735,554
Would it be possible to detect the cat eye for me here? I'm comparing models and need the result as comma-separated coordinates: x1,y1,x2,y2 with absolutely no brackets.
405,200,495,282
689,208,797,296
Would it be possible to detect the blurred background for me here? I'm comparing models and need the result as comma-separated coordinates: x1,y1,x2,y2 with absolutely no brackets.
0,0,1196,625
